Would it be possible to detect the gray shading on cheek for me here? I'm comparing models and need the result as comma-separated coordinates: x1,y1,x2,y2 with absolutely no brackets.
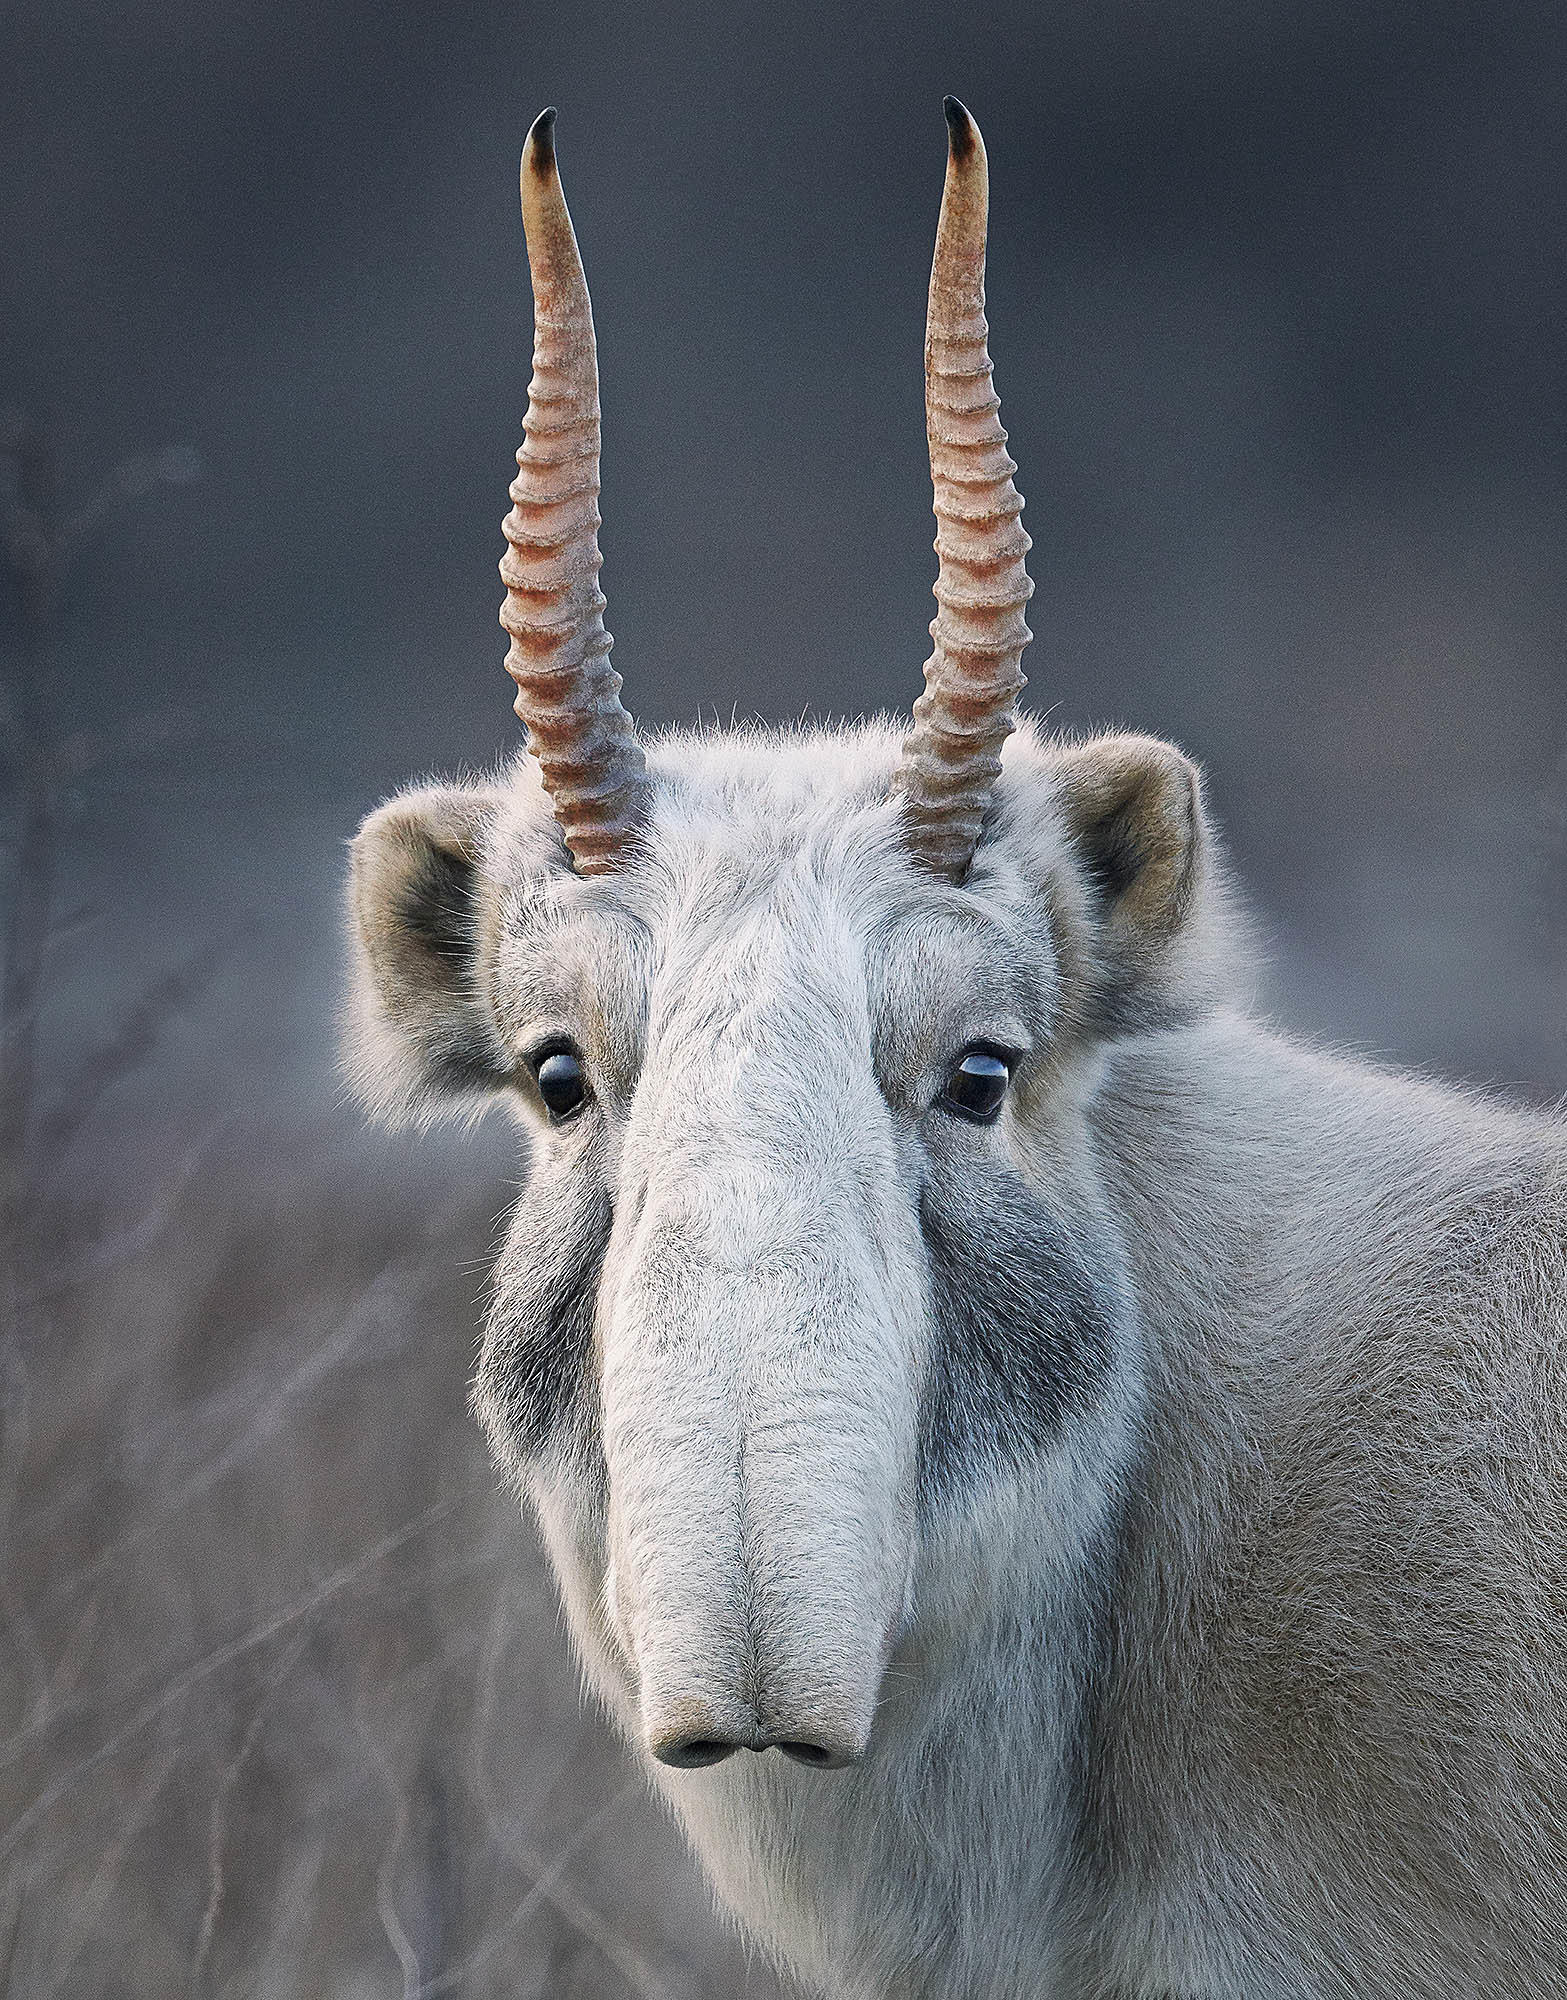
475,1173,612,1467
917,1163,1129,1517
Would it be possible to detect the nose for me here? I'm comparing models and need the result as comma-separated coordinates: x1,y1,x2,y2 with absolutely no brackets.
653,1729,861,1771
650,1711,866,1772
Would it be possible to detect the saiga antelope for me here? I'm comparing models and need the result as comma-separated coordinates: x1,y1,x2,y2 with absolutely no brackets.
346,101,1567,1999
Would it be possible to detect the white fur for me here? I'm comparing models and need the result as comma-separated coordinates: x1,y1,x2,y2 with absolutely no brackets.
347,718,1567,1999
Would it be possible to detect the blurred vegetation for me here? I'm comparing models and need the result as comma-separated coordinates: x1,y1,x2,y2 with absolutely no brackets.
0,422,781,1996
0,1132,783,1996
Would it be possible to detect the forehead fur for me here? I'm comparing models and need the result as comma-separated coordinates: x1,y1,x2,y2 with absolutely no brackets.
447,721,1081,1140
481,719,1080,1073
491,715,1081,925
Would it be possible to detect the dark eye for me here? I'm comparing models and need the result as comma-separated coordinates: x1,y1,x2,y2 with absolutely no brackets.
534,1046,589,1121
940,1049,1011,1124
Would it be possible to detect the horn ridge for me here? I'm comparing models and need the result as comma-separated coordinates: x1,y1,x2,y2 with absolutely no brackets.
894,98,1035,883
500,106,650,876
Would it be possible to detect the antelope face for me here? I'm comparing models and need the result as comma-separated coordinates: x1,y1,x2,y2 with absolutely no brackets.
345,103,1215,1773
349,725,1206,1770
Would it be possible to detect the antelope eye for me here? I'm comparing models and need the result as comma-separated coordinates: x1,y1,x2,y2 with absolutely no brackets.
534,1047,588,1121
940,1049,1011,1124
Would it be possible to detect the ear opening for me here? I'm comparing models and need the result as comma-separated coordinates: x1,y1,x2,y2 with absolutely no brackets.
345,783,513,1125
1050,733,1214,1032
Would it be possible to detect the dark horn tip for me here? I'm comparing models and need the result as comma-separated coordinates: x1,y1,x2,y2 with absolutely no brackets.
943,96,976,160
526,106,558,171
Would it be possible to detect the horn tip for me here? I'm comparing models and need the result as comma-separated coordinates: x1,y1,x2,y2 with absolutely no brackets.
525,106,558,174
943,96,977,161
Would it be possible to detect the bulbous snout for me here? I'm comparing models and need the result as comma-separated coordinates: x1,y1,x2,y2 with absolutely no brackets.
613,1475,900,1779
598,999,929,1785
600,1167,923,1784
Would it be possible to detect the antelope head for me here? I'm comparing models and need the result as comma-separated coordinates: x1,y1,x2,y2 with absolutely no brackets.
346,103,1219,1774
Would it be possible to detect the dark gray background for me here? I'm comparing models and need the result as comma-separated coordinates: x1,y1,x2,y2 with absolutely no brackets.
3,1,1564,1991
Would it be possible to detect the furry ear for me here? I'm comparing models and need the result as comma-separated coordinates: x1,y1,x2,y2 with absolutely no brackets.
1050,733,1214,1031
345,783,514,1123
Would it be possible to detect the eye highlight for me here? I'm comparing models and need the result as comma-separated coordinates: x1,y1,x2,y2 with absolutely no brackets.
940,1048,1012,1125
532,1044,589,1122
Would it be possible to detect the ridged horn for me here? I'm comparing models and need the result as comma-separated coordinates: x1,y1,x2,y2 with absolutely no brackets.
894,98,1035,882
500,107,650,874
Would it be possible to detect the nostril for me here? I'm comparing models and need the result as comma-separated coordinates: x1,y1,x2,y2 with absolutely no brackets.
775,1739,855,1769
652,1735,741,1770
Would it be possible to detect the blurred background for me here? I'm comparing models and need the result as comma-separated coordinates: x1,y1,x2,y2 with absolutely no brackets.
2,0,1563,1991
